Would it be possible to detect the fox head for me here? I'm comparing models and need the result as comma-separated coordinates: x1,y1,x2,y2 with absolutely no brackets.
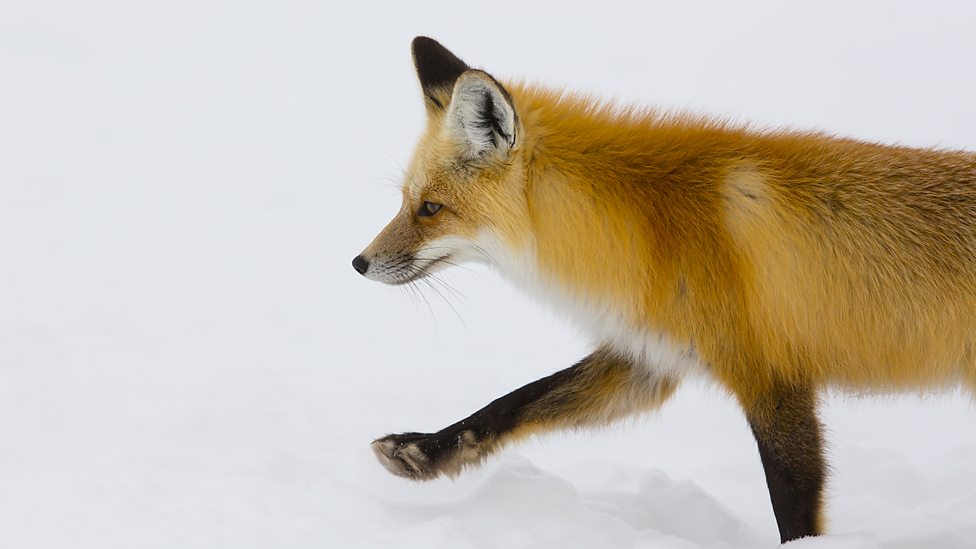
352,37,528,285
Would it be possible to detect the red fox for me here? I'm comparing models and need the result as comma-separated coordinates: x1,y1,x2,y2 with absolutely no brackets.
353,36,976,543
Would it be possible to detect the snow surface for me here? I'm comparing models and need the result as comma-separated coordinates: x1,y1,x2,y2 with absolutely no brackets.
1,1,975,548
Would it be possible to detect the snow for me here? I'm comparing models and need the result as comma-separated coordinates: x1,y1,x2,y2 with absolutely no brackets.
1,1,975,547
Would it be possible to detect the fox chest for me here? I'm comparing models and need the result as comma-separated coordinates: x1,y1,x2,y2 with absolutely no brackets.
480,236,705,378
543,290,704,378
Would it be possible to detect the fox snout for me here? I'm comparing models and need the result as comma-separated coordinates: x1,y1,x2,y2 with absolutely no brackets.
350,246,459,285
352,205,477,286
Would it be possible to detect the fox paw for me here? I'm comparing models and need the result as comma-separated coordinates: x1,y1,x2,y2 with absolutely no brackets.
371,430,482,480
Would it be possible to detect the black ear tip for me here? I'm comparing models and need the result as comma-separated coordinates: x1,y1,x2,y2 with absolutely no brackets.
411,36,440,54
411,36,456,64
411,36,470,95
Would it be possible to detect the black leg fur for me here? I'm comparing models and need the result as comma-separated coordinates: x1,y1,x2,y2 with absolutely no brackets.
745,385,826,543
372,348,676,480
371,366,580,480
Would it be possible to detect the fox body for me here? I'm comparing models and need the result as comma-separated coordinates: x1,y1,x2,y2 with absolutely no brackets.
354,37,976,543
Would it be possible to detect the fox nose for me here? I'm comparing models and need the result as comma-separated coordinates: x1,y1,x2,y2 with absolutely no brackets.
352,255,370,275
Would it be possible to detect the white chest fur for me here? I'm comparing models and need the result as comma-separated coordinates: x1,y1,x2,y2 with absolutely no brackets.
473,233,705,378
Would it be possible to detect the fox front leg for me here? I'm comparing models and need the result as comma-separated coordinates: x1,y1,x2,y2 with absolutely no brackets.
741,382,827,543
372,347,678,480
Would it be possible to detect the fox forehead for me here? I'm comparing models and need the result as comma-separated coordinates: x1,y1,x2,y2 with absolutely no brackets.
403,150,471,202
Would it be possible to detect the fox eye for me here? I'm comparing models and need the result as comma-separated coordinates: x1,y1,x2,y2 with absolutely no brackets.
419,201,443,217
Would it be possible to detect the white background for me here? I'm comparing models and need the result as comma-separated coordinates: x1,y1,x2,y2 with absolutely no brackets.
1,1,974,547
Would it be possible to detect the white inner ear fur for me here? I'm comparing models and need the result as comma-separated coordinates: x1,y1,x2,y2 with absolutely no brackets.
446,72,517,158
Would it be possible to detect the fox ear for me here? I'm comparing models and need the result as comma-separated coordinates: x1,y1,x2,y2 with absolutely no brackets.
446,71,518,159
412,36,469,111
